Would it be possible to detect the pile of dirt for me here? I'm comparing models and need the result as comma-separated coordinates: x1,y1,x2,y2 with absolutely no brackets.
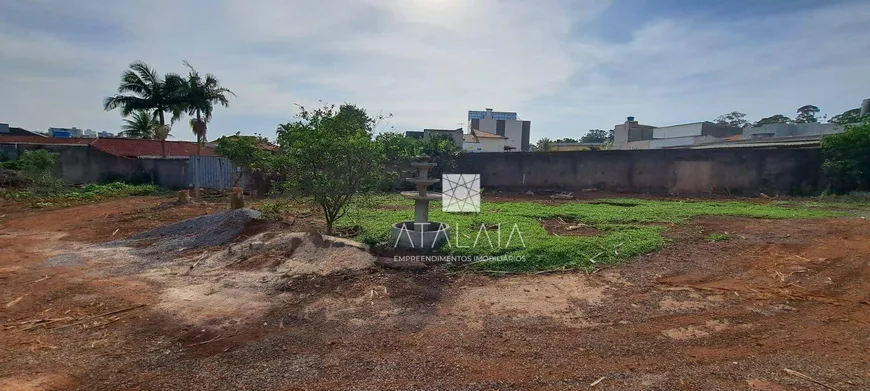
0,169,27,188
199,231,375,277
120,208,264,253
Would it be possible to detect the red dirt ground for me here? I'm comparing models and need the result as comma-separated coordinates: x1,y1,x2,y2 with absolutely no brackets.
1,196,869,390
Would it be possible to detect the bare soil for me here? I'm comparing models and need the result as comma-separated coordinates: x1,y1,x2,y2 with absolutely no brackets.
1,196,869,390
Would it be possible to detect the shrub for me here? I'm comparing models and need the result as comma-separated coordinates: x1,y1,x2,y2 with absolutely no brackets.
821,120,870,192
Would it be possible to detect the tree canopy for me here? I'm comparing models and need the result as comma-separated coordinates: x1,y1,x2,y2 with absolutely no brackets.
580,129,609,143
274,104,384,234
714,111,749,128
795,105,821,123
752,114,792,127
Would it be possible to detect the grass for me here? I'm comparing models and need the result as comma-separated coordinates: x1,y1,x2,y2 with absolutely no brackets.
334,195,842,273
706,232,730,242
1,182,161,208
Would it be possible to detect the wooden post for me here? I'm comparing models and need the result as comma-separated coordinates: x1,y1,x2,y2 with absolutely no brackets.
230,187,245,209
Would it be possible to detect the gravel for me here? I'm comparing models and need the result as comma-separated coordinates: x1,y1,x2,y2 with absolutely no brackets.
112,208,262,254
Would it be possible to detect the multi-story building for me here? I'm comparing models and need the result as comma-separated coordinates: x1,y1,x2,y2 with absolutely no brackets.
468,109,517,122
468,108,531,151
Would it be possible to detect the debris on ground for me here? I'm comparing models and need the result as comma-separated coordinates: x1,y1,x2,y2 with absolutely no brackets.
550,192,575,200
200,231,375,277
119,208,264,253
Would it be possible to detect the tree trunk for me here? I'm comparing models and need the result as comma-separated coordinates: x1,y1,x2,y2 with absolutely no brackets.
193,110,202,200
158,111,167,158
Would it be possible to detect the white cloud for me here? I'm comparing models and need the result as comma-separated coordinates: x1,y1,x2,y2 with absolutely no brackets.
0,0,869,142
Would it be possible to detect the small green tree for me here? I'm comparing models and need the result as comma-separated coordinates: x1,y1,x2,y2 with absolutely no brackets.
215,133,275,173
821,119,870,192
275,104,385,234
15,150,61,189
374,132,421,191
420,135,462,188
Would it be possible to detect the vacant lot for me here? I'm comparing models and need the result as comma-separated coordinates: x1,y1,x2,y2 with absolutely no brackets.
1,194,868,390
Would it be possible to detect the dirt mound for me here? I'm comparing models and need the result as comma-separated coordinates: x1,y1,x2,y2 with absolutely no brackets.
202,231,375,276
0,169,27,188
121,208,263,252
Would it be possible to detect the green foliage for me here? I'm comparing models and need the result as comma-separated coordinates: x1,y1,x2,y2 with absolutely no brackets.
714,111,748,128
215,133,275,173
752,114,792,127
274,103,385,234
829,108,864,125
374,132,421,191
536,138,553,152
1,182,160,207
120,110,158,139
420,135,462,186
580,129,609,143
10,150,61,190
336,197,839,273
254,201,286,221
795,104,821,124
554,138,578,143
706,232,730,242
171,61,235,147
821,120,870,192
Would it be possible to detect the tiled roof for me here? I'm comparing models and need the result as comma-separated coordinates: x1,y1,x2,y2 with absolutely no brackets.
471,129,508,139
463,134,479,143
91,138,216,157
0,136,215,157
0,136,93,145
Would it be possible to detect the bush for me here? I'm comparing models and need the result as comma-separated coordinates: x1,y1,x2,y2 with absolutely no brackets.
821,120,870,192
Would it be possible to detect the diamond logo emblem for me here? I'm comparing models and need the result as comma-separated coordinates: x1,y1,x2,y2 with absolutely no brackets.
442,174,480,213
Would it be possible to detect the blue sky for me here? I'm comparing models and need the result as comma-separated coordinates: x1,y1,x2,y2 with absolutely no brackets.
1,0,869,142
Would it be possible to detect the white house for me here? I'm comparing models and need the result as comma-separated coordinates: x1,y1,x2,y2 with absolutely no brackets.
462,129,508,152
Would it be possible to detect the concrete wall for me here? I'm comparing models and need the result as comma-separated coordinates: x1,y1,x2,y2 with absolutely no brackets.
653,123,703,139
0,143,189,188
423,129,464,147
454,148,822,195
463,138,505,153
744,123,843,138
649,135,716,149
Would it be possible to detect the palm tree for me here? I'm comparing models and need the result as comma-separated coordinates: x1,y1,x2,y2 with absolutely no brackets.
175,61,235,154
536,138,554,152
119,110,158,139
173,61,235,198
104,61,184,157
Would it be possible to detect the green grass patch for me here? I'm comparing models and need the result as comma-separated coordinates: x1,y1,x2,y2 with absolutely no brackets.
706,232,730,242
335,197,841,273
1,182,161,208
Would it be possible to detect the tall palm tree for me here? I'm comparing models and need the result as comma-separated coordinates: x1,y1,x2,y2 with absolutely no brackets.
173,61,235,198
120,110,158,139
175,61,235,154
104,61,184,157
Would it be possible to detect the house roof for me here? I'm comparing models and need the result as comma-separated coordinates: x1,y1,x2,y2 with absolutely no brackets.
91,138,217,157
0,136,93,145
471,129,508,139
463,134,479,143
0,136,216,157
1,127,46,137
674,135,824,150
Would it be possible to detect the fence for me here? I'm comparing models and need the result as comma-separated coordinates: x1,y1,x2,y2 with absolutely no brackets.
188,156,236,190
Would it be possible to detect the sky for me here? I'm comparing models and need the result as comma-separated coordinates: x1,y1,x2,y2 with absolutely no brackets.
1,0,869,142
